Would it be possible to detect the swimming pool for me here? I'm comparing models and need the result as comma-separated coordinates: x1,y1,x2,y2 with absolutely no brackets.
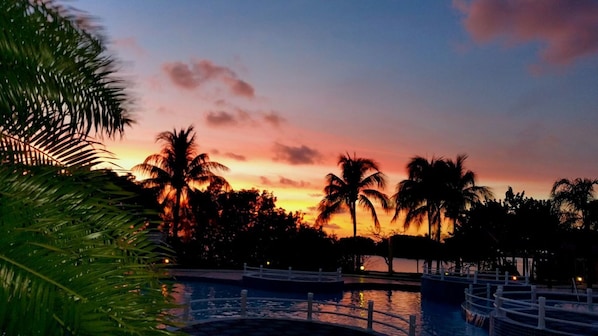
174,280,488,336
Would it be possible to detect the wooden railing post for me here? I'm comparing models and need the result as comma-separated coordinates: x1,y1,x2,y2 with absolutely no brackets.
486,283,491,308
288,267,292,280
241,289,247,318
307,292,314,320
408,314,416,336
318,268,322,282
537,296,546,329
259,265,263,277
495,268,499,281
495,285,504,317
588,288,593,312
504,271,509,285
531,285,537,302
367,300,374,331
473,271,478,284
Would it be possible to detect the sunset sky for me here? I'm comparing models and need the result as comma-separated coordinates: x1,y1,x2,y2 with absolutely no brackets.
74,0,598,238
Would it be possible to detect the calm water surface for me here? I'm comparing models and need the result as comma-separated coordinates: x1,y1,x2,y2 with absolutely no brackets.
175,280,488,336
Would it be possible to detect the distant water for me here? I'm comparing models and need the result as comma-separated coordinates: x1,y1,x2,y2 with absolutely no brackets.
363,256,423,273
363,256,530,275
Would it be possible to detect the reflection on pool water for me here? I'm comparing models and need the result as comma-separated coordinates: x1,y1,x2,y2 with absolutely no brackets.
175,281,488,336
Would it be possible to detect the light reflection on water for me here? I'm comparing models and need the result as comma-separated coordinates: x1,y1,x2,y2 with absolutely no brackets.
174,281,488,336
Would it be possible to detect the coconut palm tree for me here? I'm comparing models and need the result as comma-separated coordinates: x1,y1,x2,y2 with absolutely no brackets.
551,178,598,288
134,126,229,240
551,178,598,231
443,155,493,235
392,156,447,242
0,1,176,334
393,155,490,242
316,153,389,270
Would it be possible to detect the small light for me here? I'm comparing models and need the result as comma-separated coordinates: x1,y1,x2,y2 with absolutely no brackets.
360,265,365,271
577,276,583,282
266,261,270,266
445,272,449,276
512,276,517,281
164,258,170,264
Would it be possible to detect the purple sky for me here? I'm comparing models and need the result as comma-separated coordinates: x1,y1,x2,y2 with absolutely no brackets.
74,0,598,237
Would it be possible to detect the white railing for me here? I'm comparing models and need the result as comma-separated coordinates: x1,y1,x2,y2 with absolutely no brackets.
466,285,598,335
183,289,417,336
423,264,529,286
243,263,342,282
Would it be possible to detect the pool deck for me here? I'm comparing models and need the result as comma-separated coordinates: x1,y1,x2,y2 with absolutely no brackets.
169,268,421,292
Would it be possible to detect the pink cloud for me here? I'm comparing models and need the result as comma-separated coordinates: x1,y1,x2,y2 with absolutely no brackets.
112,37,146,57
162,59,255,98
454,0,598,65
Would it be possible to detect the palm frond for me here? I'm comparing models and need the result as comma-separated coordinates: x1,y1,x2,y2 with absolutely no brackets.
0,167,177,335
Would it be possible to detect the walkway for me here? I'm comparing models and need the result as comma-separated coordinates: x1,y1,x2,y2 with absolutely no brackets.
169,268,421,292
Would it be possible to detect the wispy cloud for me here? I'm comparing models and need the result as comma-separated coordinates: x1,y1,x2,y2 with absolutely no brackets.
273,143,322,165
112,37,146,57
454,0,598,66
259,176,311,188
162,59,255,98
224,152,247,161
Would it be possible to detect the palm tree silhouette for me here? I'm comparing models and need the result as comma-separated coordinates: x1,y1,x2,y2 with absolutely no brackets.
134,126,229,240
317,153,389,270
393,156,447,242
551,178,598,288
444,155,493,235
393,155,490,242
551,178,598,231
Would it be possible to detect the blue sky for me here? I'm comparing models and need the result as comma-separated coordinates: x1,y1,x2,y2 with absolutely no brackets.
73,0,598,237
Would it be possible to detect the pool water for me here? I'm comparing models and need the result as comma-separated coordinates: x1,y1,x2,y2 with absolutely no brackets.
174,281,488,336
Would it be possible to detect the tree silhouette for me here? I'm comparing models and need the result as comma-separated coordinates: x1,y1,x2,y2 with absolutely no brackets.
317,153,389,271
551,178,598,231
393,155,490,243
134,126,229,240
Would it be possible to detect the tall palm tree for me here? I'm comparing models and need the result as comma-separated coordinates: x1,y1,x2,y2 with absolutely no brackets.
551,178,598,231
444,155,493,235
1,1,176,334
134,126,229,240
393,155,491,242
316,153,389,270
392,156,447,242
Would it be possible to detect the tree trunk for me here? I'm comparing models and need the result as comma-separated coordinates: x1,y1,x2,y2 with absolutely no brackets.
350,204,358,272
387,236,393,275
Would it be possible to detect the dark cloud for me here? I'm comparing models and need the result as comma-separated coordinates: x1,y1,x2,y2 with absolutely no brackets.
262,111,285,127
224,152,246,161
162,59,255,97
206,111,237,126
278,176,311,188
454,0,598,66
204,108,254,127
273,143,321,165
